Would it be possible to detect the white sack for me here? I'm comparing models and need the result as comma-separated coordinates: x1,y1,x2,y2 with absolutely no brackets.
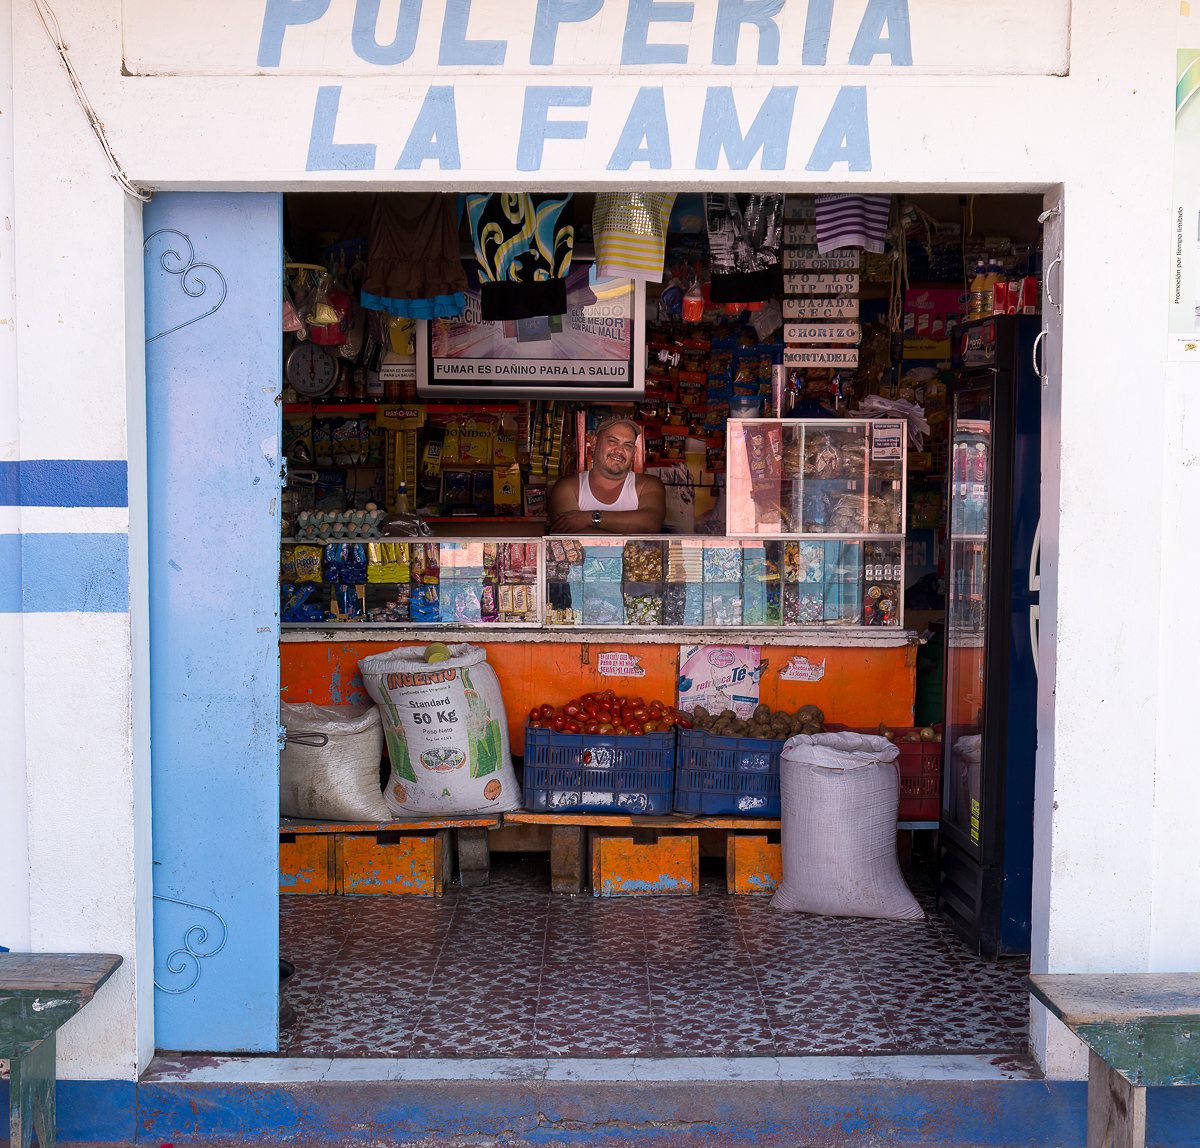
279,702,389,821
359,643,521,815
770,731,923,920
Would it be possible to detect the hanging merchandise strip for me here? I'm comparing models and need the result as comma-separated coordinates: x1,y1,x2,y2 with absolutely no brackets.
783,197,862,370
32,0,152,202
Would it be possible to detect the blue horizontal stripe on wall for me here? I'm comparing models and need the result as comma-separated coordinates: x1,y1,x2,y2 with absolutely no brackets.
0,533,129,613
0,459,128,507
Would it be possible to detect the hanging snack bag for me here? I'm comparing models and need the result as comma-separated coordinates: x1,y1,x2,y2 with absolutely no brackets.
307,274,352,346
360,644,522,815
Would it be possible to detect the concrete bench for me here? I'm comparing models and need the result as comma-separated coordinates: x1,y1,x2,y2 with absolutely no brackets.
1028,972,1200,1148
1,953,123,1148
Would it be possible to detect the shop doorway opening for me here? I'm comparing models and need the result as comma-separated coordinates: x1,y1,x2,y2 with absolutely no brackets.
147,187,1055,1059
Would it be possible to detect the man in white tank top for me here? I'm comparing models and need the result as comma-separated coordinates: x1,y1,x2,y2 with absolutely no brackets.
547,416,666,534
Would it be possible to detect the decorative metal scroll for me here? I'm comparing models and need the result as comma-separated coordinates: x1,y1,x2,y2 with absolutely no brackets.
152,894,228,994
143,228,227,342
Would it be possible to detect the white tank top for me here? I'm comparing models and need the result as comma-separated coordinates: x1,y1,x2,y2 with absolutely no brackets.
577,470,640,512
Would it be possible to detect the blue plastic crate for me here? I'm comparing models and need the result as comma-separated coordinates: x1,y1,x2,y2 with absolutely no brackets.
673,728,784,817
523,725,675,815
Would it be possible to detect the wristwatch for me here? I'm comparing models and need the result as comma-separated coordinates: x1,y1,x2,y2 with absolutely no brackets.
591,510,603,526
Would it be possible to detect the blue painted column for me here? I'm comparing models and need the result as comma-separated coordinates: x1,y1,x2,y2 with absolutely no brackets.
145,193,282,1052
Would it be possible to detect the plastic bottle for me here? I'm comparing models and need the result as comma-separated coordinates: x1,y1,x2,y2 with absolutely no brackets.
968,258,988,320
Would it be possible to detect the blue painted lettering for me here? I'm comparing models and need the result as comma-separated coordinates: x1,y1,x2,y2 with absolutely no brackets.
621,0,693,66
306,85,376,171
848,0,912,66
517,85,591,170
607,87,671,169
530,0,605,65
257,0,330,68
801,0,835,65
352,0,422,66
695,85,796,170
805,85,871,170
396,86,461,169
712,0,784,66
439,0,507,66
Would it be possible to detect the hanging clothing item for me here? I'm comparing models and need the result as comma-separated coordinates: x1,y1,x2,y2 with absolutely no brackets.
705,194,785,304
360,194,467,319
592,193,676,282
466,193,574,321
814,193,891,254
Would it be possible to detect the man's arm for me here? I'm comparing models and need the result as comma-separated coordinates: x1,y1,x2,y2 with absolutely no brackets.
591,475,665,533
546,474,580,530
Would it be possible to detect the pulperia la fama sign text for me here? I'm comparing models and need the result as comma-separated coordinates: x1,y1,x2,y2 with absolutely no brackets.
123,1,1072,176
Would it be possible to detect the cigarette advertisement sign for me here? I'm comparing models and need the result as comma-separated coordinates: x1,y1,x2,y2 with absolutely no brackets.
418,268,644,397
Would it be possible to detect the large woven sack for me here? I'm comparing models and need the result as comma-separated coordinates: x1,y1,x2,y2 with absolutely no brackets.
279,702,389,821
771,731,923,920
359,643,521,815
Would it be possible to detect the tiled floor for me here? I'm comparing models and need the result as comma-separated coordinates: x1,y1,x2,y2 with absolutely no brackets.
280,856,1029,1059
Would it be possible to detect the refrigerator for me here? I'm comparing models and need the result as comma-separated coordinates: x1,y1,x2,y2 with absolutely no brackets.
937,315,1041,958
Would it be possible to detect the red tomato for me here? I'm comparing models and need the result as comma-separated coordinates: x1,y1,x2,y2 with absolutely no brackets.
614,695,627,707
564,702,581,718
529,720,542,729
620,704,636,720
581,692,597,703
600,689,615,700
597,722,614,734
540,704,555,719
564,720,581,734
529,707,541,722
625,718,642,732
584,702,600,717
676,718,692,729
633,707,648,721
630,696,645,708
659,714,677,728
551,716,566,732
585,720,600,734
642,721,659,734
598,699,613,711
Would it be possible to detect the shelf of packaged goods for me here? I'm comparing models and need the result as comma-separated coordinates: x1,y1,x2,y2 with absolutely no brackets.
279,626,918,645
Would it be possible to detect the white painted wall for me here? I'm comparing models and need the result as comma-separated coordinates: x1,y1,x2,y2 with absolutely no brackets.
7,0,1198,1081
0,0,30,955
10,0,150,1078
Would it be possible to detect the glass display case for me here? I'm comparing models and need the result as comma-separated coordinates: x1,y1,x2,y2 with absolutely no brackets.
279,420,910,631
725,418,907,537
280,539,543,627
543,536,901,628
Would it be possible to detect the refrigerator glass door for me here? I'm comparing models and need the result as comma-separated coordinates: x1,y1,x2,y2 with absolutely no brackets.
942,386,992,856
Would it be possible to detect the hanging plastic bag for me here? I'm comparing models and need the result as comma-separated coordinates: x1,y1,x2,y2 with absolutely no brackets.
307,273,352,345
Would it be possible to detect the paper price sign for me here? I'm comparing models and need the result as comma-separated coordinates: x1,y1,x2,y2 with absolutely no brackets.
783,348,860,366
784,274,859,296
783,297,860,320
783,223,816,245
782,249,861,271
785,322,861,344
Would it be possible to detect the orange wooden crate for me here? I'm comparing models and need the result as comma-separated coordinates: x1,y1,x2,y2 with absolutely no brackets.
279,833,336,895
725,835,781,895
337,830,449,896
591,834,698,897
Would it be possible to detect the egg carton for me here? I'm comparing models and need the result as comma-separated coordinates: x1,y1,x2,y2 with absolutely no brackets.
294,506,386,541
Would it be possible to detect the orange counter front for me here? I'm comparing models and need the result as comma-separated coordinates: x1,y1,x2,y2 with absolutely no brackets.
281,637,917,748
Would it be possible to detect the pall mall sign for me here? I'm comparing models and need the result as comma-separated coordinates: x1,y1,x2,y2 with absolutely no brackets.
122,0,1071,178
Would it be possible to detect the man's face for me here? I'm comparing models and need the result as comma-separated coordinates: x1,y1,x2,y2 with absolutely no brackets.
592,426,637,480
